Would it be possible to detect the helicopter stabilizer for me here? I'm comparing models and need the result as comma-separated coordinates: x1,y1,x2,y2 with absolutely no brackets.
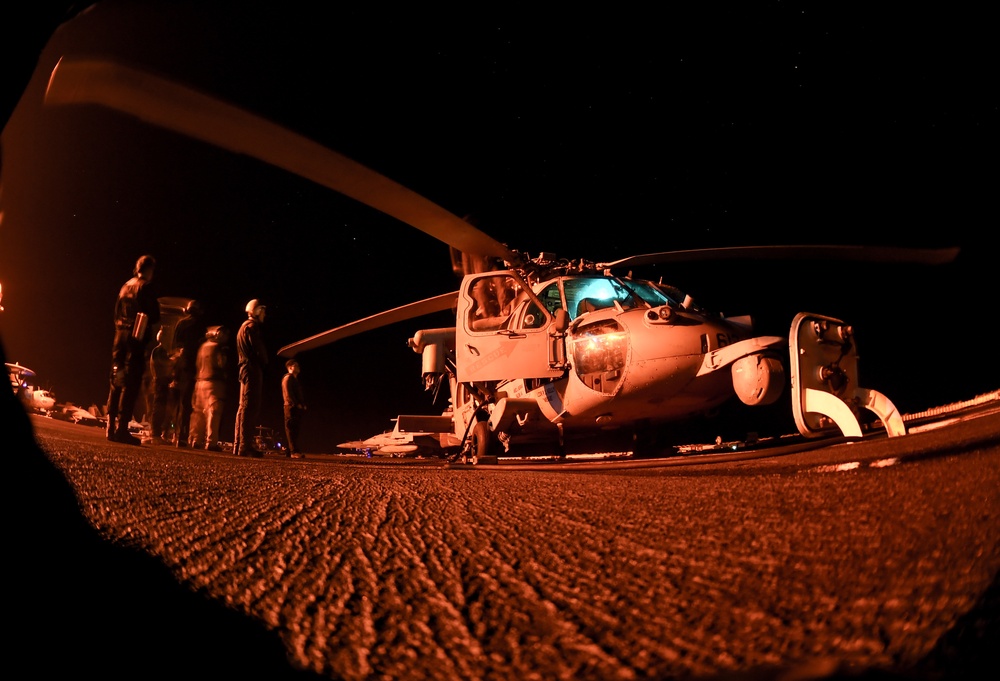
789,312,906,439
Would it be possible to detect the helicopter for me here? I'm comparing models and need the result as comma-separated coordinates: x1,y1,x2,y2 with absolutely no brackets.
43,57,960,463
278,244,954,462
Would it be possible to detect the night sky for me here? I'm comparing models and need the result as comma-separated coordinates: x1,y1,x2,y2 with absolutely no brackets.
2,2,995,451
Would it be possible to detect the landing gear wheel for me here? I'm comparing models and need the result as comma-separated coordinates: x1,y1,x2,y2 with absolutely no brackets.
470,421,494,465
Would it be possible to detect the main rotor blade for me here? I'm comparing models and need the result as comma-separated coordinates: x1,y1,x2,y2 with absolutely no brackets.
598,245,961,270
44,57,515,262
277,291,458,358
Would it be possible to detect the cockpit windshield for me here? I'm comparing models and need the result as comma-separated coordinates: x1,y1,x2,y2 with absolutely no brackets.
561,275,670,320
622,279,674,306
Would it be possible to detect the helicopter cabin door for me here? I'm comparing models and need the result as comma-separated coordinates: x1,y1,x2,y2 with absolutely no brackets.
456,271,564,383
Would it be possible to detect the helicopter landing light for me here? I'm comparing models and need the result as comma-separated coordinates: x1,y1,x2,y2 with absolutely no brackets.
644,306,677,324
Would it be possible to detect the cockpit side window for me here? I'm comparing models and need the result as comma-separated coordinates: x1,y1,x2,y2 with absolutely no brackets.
515,282,562,330
467,273,519,332
537,283,564,316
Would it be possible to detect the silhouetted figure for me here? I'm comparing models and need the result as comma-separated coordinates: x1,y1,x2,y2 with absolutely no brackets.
171,299,204,447
148,327,175,445
234,299,267,457
106,255,160,445
3,339,323,681
189,325,230,451
281,358,307,459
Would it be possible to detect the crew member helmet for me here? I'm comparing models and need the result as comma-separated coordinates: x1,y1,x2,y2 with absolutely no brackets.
134,254,156,276
246,299,266,317
205,325,229,341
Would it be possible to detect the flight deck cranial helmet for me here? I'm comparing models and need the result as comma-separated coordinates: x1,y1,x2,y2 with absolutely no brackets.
134,254,156,277
246,299,266,321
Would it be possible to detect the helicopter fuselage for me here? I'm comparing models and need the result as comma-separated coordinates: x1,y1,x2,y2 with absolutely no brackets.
414,269,787,456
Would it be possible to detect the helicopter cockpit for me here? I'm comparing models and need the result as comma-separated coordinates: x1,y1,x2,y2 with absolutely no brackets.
543,275,672,322
463,272,679,336
468,273,683,332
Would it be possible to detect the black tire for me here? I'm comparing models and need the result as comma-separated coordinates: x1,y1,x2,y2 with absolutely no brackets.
470,421,493,465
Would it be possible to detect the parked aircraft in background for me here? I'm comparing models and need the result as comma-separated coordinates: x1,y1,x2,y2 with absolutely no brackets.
23,387,57,413
6,361,35,391
49,402,106,427
6,362,57,413
338,415,460,458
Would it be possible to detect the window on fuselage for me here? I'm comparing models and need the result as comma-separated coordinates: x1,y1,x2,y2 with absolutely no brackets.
467,273,520,332
562,276,669,320
623,279,672,306
515,282,564,330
